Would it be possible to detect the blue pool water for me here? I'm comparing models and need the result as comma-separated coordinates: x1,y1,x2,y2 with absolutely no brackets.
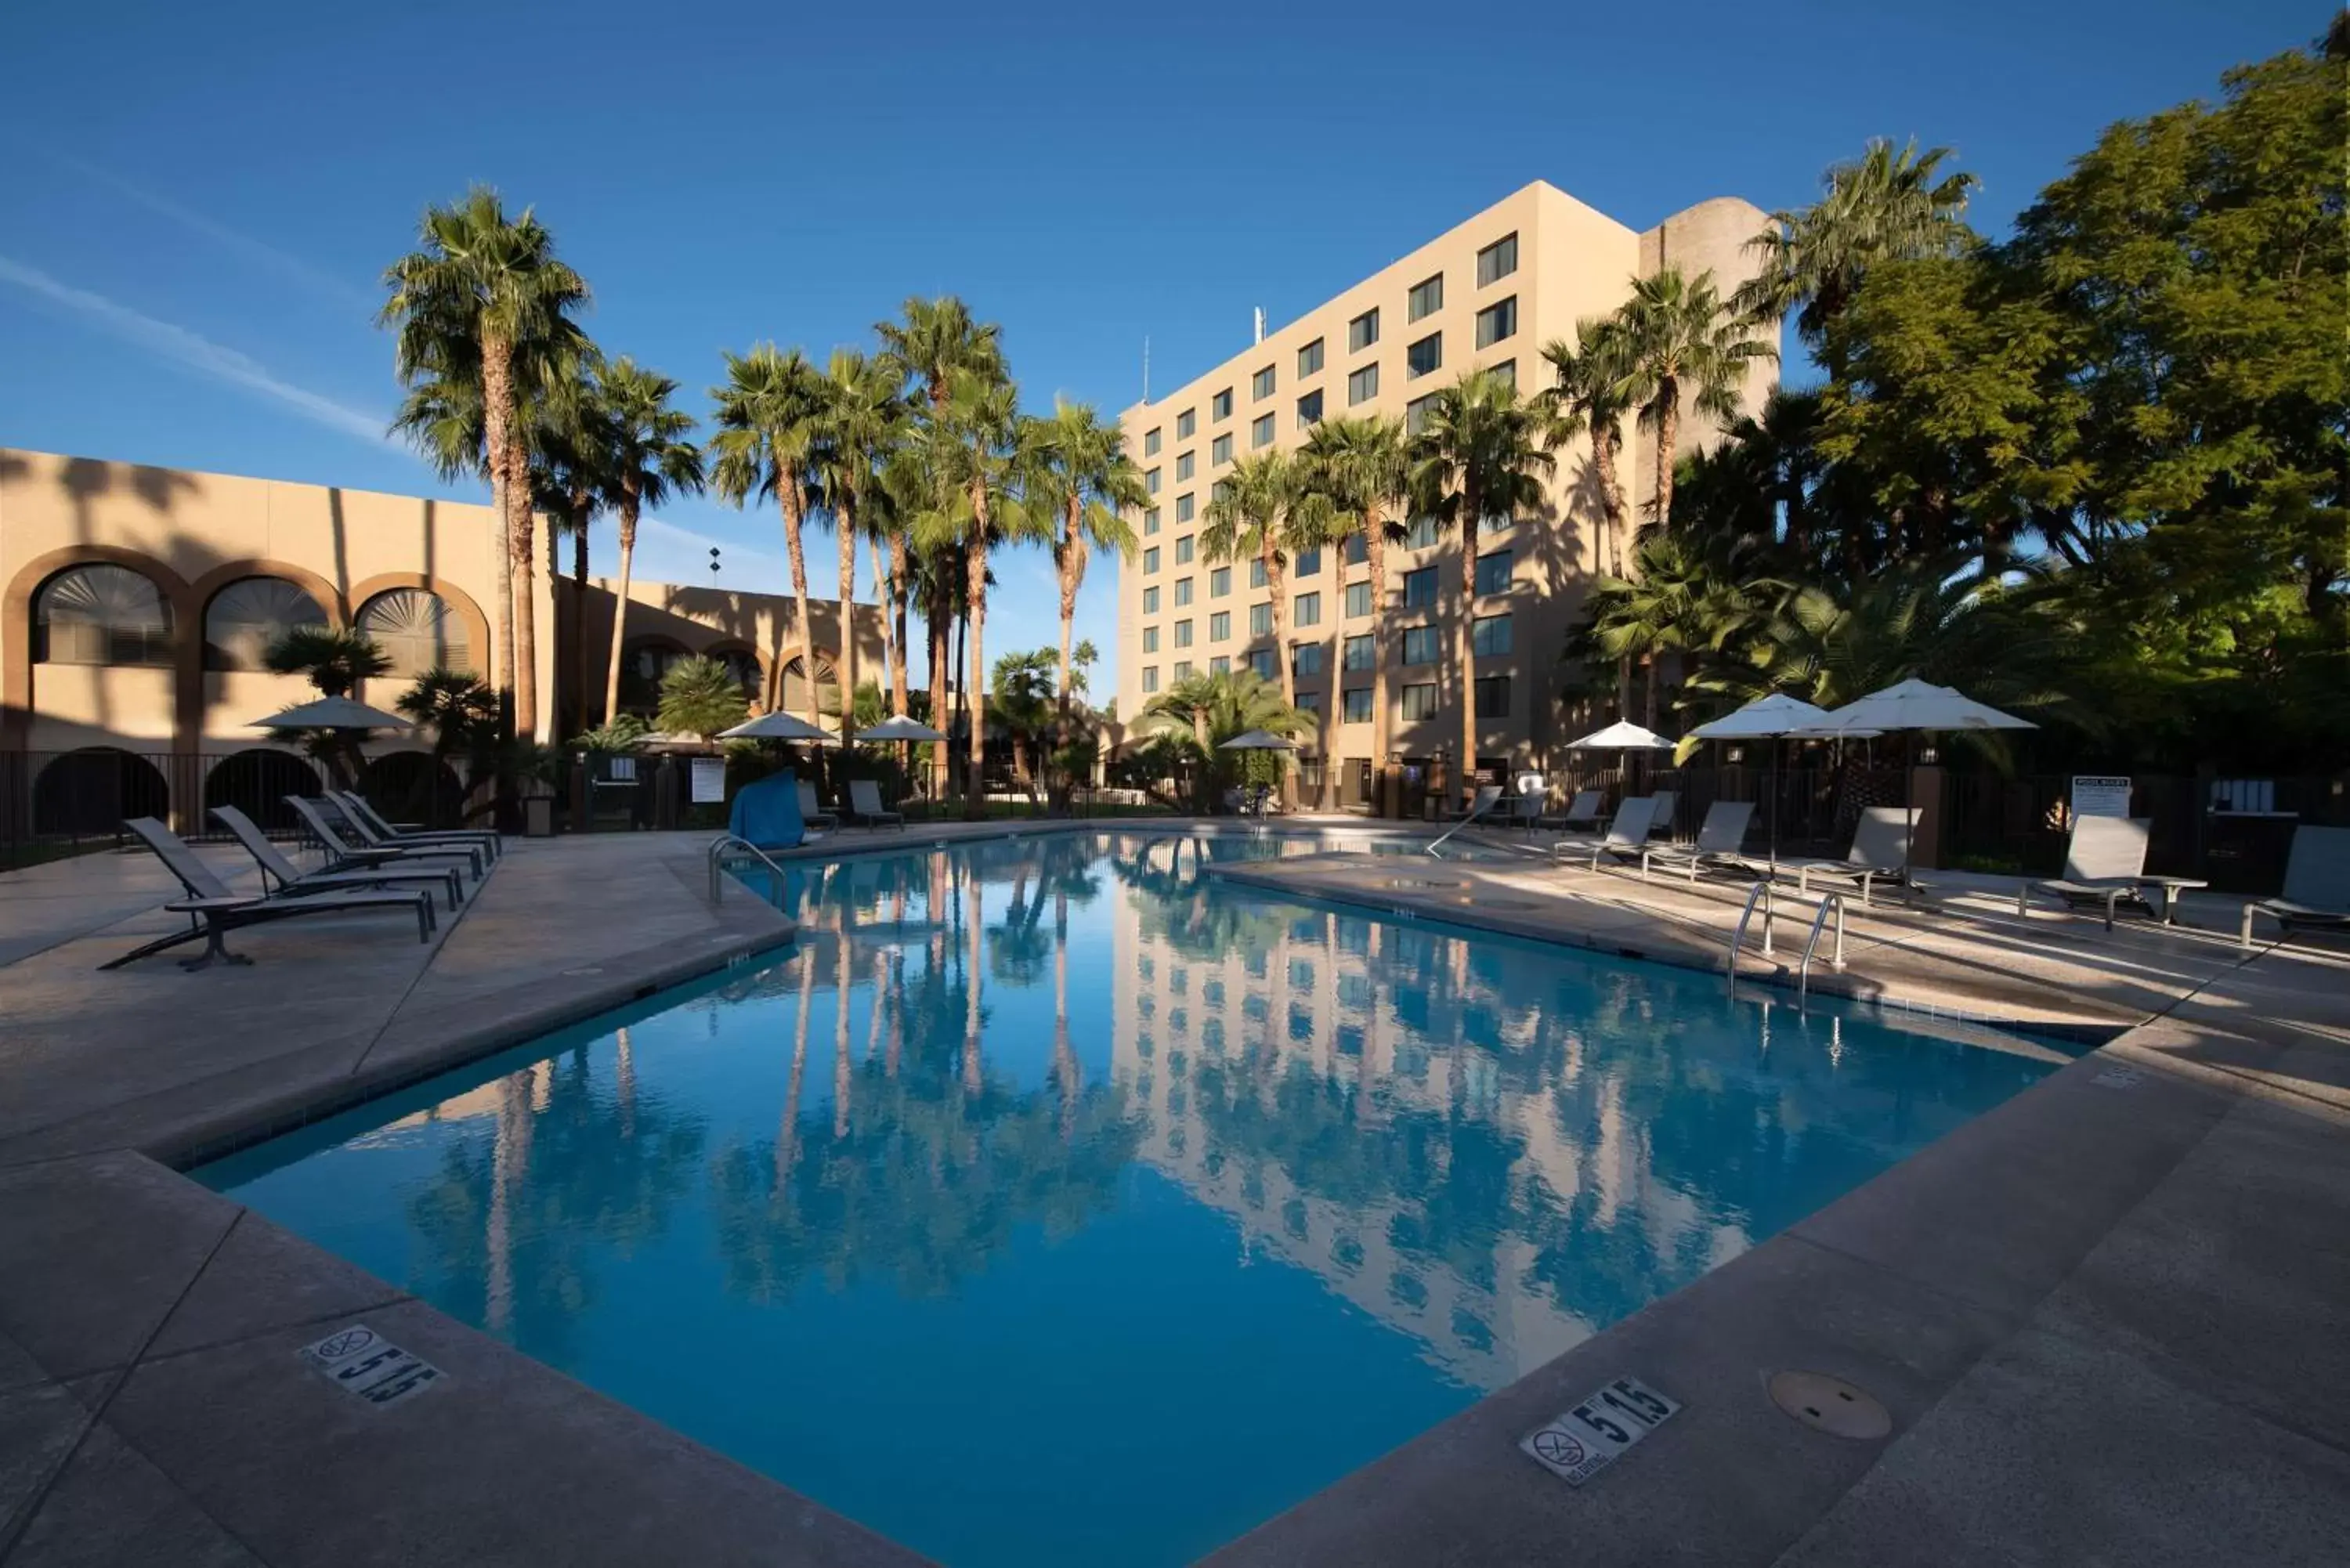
199,831,2064,1566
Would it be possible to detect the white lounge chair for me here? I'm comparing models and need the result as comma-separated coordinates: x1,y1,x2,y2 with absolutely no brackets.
333,791,501,863
1545,789,1604,832
846,778,905,829
1640,800,1758,882
106,818,433,970
290,797,483,880
213,805,463,911
797,779,840,829
1552,796,1658,871
2019,816,2153,930
1748,805,1913,906
2241,825,2350,948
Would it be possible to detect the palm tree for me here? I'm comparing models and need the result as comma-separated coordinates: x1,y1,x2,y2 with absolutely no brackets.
1135,667,1311,810
262,627,392,786
1538,318,1638,579
808,349,906,750
592,359,704,728
1408,369,1556,783
1614,269,1774,536
1300,415,1409,796
1029,398,1144,724
1201,450,1304,800
1580,533,1769,728
528,399,606,739
381,186,589,739
989,648,1058,801
1734,139,1979,371
655,655,750,742
710,345,825,723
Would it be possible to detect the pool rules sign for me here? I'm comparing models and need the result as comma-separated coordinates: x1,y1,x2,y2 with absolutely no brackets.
1520,1376,1680,1487
298,1324,443,1409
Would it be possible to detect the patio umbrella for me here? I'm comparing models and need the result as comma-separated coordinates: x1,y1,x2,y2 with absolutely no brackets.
719,711,837,742
1566,719,1676,807
1690,694,1837,865
248,696,412,730
859,714,948,742
1813,680,2036,876
1217,729,1300,750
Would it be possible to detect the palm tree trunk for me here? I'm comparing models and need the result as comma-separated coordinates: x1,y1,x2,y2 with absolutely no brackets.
569,494,590,738
604,498,638,726
783,477,818,726
1057,500,1084,725
1457,492,1480,802
926,580,949,797
835,504,858,749
1267,542,1295,810
888,536,912,717
1366,517,1390,815
964,526,989,821
480,334,518,732
508,439,539,742
1594,426,1629,577
1654,378,1680,528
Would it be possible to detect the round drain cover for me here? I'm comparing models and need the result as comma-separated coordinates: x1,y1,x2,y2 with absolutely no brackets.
1766,1371,1892,1440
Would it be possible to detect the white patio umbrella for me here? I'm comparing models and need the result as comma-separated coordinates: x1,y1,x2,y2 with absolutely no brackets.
1218,729,1300,750
1813,680,2037,875
1566,719,1676,810
1690,694,1837,865
249,696,412,730
719,711,837,742
859,714,948,742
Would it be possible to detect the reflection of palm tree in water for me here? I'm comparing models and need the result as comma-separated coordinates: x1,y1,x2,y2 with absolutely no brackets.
833,937,854,1140
963,870,984,1094
777,954,813,1201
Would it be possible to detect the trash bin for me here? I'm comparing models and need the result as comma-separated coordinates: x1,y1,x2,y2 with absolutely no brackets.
524,795,555,838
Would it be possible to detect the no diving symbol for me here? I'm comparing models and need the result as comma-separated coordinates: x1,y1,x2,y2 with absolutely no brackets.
1530,1429,1585,1469
314,1328,374,1361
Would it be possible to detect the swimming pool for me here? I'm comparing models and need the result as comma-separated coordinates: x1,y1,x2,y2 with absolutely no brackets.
198,830,2064,1566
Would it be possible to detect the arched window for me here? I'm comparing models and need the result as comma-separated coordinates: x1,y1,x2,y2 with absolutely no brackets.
779,656,841,717
709,649,761,693
356,588,470,678
34,565,174,666
204,577,327,670
618,638,691,714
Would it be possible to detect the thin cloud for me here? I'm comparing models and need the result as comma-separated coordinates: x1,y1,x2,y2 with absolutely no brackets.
0,255,392,446
52,154,378,313
641,514,784,564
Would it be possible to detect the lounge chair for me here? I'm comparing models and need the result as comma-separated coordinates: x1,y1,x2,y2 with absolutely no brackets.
213,805,463,911
1746,805,1913,906
290,796,484,880
1549,789,1605,832
2019,816,2153,930
846,778,905,829
1448,784,1505,822
2241,825,2350,948
105,818,432,970
1552,796,1658,871
1647,790,1678,839
333,791,501,863
797,780,840,830
1640,800,1759,883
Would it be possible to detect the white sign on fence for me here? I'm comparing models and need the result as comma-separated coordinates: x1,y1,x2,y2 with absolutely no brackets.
2072,775,2131,819
690,757,726,804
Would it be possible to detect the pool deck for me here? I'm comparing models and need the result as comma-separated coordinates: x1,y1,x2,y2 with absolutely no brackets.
2,819,2346,1564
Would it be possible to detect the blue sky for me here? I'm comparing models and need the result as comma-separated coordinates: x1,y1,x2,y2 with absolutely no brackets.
0,0,2320,693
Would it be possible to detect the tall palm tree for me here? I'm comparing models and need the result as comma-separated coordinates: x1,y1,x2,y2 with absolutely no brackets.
1538,318,1637,579
527,399,608,738
589,358,704,728
1029,399,1144,723
1300,415,1409,791
1408,369,1556,784
710,345,825,724
808,349,905,749
1614,267,1774,533
382,186,589,739
1581,533,1768,728
1734,139,1979,370
1201,450,1305,804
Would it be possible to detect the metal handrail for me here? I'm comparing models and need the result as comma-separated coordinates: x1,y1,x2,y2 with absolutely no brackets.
707,833,792,905
1799,893,1846,997
1726,880,1775,982
1426,789,1503,858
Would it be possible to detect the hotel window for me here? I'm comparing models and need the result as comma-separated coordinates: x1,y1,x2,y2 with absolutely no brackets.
1296,690,1322,714
1299,338,1325,376
1294,591,1321,627
1472,612,1513,656
1144,507,1161,535
1143,626,1159,653
1175,619,1194,649
1249,602,1272,636
1292,642,1325,677
1209,610,1231,641
1144,427,1162,457
1345,580,1372,618
1294,546,1321,577
1407,332,1441,380
1246,648,1277,681
1252,413,1274,449
1176,534,1195,564
1401,682,1439,721
1476,295,1517,349
1174,576,1193,606
1408,274,1444,321
1348,309,1379,352
1175,659,1194,681
1402,625,1440,665
1177,493,1195,522
1406,515,1441,549
1343,687,1373,723
1490,359,1517,392
1210,565,1231,598
1405,392,1437,435
1212,433,1233,464
1404,564,1438,606
1212,388,1234,421
1249,559,1267,588
1143,666,1159,692
1477,233,1518,286
1144,467,1162,493
1143,547,1161,573
1474,674,1512,717
1213,479,1232,504
1253,365,1276,400
1342,634,1373,671
1343,533,1368,565
1177,408,1196,439
1143,586,1159,613
1347,363,1379,404
1475,548,1513,594
1296,388,1323,428
1176,450,1195,481
1209,655,1230,675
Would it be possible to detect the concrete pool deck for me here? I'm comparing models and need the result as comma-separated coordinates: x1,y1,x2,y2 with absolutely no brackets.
2,821,2345,1564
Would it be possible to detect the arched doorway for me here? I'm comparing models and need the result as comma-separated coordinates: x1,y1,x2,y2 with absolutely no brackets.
360,750,465,829
33,747,170,835
202,749,324,833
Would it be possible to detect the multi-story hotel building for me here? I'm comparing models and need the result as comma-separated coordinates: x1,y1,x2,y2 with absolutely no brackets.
1115,181,1775,808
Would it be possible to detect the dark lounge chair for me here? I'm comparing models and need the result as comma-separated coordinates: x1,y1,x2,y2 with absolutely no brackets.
105,818,432,971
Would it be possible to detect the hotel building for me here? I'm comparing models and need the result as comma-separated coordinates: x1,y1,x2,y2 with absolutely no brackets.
1114,181,1776,807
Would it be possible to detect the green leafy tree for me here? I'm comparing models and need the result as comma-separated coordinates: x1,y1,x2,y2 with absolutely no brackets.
656,655,750,742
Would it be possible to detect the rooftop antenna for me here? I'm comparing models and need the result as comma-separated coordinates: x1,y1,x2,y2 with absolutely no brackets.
1253,306,1265,345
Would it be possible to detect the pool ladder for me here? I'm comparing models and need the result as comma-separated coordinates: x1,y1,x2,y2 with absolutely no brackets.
1726,883,1848,998
707,834,793,908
